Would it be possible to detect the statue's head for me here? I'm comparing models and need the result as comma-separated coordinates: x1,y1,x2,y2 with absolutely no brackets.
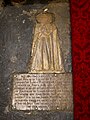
36,12,55,24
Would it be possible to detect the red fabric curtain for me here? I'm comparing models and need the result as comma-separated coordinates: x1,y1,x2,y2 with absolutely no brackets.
70,0,90,119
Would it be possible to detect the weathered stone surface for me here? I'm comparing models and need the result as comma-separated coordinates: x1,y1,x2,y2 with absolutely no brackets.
0,3,73,120
12,73,73,111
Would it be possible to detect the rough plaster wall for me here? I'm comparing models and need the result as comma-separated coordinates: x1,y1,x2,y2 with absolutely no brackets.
0,0,3,10
0,3,73,120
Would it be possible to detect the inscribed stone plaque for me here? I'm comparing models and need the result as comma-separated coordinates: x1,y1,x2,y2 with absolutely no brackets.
12,73,73,111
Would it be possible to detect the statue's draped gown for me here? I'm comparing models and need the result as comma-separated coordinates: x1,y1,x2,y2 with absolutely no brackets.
28,13,64,73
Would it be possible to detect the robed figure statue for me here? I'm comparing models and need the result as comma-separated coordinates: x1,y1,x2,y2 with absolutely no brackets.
28,12,65,73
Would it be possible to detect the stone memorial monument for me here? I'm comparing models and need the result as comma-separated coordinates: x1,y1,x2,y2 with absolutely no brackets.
11,10,73,112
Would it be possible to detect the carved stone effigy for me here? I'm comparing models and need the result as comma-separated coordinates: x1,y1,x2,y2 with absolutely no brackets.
28,12,65,73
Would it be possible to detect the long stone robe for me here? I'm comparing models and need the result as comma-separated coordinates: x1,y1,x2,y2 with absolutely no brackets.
28,23,64,73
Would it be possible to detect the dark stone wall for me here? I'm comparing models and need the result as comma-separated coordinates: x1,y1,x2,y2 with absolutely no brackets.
0,3,73,120
2,0,69,6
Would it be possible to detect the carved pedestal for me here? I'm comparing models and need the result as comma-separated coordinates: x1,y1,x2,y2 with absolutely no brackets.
12,73,73,111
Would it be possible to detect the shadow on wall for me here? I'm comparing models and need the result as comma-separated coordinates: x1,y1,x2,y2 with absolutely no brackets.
2,0,49,6
2,0,69,6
